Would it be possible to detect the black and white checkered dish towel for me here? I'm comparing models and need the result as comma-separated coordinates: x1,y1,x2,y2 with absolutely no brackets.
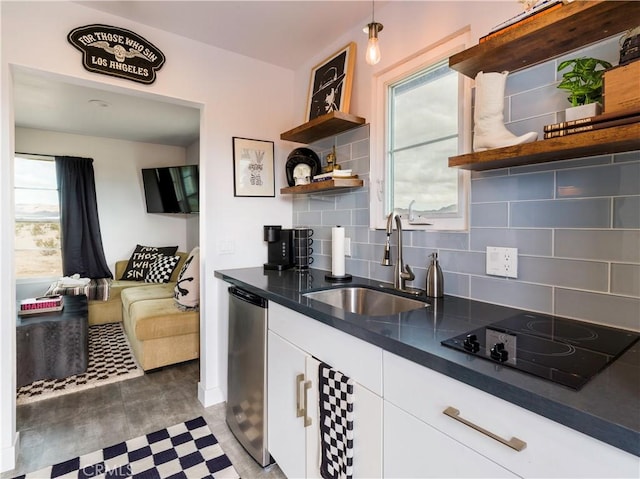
319,361,354,479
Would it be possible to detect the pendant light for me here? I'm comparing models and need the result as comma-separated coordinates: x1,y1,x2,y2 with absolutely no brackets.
364,0,383,65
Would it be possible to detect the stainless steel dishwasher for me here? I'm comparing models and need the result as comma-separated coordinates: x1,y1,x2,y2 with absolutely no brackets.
226,286,271,467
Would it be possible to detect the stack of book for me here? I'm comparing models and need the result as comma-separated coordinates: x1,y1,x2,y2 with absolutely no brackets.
19,295,64,315
543,108,639,139
312,169,357,183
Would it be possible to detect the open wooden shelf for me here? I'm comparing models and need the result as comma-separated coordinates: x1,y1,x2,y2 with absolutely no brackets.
280,178,364,194
449,1,639,79
281,111,366,144
448,123,640,171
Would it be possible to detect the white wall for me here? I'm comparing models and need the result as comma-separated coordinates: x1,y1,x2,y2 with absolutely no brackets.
1,1,294,472
16,127,191,273
186,140,200,252
292,1,522,123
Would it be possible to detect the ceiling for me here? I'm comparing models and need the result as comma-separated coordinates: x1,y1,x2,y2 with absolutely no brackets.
75,1,378,70
15,1,381,147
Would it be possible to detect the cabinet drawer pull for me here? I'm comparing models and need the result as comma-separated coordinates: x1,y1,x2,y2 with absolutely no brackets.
296,374,305,418
303,380,312,427
443,406,527,452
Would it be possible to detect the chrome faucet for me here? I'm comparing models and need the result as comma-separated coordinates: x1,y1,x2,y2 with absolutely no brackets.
381,213,415,291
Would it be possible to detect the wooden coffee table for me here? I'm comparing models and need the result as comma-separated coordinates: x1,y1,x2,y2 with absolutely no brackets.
16,295,89,388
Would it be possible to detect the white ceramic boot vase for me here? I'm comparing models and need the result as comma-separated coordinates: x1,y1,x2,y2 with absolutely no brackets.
473,71,538,152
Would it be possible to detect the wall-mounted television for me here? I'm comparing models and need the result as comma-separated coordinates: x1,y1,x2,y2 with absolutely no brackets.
142,165,199,214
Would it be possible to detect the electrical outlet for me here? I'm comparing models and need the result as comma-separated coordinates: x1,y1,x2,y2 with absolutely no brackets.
344,237,352,257
486,246,518,278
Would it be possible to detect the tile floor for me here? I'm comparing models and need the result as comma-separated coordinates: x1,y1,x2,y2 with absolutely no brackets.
1,360,286,479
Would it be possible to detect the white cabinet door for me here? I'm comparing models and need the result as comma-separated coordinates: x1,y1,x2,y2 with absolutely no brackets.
306,360,383,479
267,331,308,479
306,356,322,479
384,401,517,478
268,304,383,479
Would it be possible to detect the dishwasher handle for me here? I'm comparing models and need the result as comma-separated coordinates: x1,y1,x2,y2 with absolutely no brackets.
228,286,268,308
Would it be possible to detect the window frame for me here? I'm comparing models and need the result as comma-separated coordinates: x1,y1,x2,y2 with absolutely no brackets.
370,29,472,231
14,155,62,281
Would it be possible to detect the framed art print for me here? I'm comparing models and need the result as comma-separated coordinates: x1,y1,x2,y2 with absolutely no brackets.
306,42,356,122
232,137,275,197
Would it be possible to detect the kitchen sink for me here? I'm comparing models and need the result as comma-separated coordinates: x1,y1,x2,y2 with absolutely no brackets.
303,286,429,316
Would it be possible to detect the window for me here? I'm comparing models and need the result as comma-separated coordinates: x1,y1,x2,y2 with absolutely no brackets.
14,156,62,279
371,29,471,230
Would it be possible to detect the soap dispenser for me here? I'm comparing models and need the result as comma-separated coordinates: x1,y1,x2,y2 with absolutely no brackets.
426,252,444,298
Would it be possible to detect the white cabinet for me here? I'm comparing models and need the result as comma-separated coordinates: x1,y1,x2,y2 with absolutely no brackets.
267,303,383,478
265,301,638,478
384,351,640,478
267,331,317,478
384,401,516,478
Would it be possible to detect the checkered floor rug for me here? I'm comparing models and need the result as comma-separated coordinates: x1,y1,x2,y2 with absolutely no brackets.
13,416,240,479
17,322,143,405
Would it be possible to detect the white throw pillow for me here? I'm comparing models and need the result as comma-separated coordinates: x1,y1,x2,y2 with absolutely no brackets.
174,247,199,310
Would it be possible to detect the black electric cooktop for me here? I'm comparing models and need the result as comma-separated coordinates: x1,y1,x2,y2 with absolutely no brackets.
442,312,640,390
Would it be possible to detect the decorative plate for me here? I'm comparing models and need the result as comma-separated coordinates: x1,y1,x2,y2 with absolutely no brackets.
285,148,321,186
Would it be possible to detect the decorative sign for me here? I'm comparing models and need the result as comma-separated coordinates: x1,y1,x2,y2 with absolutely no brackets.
68,24,165,84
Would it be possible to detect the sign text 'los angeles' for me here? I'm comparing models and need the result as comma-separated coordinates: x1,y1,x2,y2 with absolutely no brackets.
68,24,165,85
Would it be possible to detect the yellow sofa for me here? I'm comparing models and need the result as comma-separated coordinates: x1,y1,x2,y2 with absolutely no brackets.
120,284,199,371
87,253,187,325
88,252,199,371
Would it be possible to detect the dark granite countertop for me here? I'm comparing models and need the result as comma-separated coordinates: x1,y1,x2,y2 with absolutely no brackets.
215,267,640,457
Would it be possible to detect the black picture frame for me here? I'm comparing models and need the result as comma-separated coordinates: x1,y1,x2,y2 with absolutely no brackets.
232,137,275,197
306,42,356,122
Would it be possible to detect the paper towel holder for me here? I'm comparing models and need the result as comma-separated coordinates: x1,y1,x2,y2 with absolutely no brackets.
325,273,352,282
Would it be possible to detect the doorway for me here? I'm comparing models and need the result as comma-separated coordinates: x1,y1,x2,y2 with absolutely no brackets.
7,65,204,465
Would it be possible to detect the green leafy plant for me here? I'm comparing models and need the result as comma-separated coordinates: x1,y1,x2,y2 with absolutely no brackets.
557,57,612,107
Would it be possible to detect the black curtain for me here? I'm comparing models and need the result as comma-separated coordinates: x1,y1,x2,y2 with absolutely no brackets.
55,156,112,279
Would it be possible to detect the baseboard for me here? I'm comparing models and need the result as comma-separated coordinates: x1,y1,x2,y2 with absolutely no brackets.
197,382,224,408
0,431,18,474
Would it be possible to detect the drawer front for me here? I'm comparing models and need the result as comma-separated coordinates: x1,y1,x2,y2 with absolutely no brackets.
269,302,383,395
383,352,639,478
384,401,517,478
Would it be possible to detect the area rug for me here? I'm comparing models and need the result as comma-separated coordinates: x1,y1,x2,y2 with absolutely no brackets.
17,322,143,405
14,416,239,479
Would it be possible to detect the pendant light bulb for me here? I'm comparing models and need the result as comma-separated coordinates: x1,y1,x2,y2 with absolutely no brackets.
366,23,382,65
364,0,383,66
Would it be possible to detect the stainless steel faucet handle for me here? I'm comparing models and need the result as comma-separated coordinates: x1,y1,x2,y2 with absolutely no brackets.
402,264,415,281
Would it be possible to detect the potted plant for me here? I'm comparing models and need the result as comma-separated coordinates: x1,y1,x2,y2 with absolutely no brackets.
557,57,612,121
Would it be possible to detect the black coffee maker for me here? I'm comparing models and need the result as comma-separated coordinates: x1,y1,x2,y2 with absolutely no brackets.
264,225,294,270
